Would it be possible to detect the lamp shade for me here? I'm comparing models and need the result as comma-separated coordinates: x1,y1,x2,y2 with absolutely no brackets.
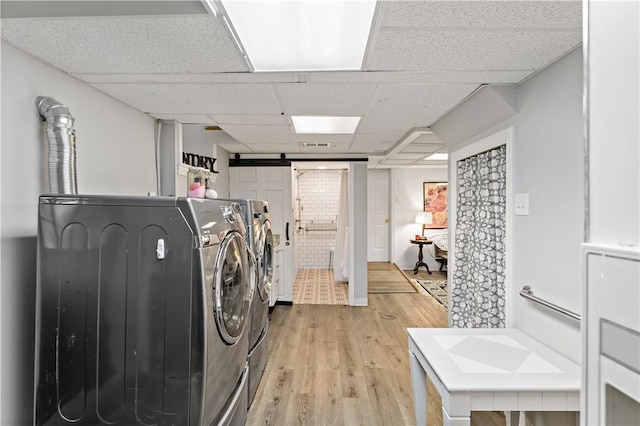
415,212,433,225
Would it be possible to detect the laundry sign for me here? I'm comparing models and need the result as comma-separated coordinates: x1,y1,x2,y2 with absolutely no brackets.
182,152,219,173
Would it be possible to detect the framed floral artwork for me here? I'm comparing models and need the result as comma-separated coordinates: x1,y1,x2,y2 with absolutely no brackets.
423,182,448,228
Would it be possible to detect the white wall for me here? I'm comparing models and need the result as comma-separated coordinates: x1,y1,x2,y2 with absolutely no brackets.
294,169,340,269
587,1,639,247
391,167,448,271
182,125,230,198
513,49,584,363
349,162,368,306
1,42,156,425
434,48,584,363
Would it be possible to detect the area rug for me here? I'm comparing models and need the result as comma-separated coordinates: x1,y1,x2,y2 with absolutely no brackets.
416,280,448,308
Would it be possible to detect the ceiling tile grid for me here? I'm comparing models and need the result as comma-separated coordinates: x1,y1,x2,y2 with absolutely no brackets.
0,0,583,165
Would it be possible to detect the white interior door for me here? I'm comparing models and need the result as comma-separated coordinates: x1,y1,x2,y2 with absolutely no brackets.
367,169,390,262
230,166,294,304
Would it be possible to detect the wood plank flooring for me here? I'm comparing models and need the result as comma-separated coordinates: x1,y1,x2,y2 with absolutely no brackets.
248,273,505,425
367,262,417,294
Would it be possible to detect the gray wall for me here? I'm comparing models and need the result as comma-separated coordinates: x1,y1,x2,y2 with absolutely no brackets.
435,48,584,362
1,42,157,424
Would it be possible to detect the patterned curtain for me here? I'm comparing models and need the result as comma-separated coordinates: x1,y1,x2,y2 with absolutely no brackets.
451,145,507,328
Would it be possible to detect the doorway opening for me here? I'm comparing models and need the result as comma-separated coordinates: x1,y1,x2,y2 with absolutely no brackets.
291,162,348,305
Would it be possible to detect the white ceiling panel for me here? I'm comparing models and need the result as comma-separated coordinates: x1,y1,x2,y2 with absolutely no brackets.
378,1,582,29
248,143,301,154
350,133,405,153
209,114,289,126
294,134,354,144
275,83,378,115
389,152,431,160
367,30,581,71
1,16,248,73
217,143,253,154
76,72,299,84
150,114,216,124
0,1,209,19
91,83,283,115
298,144,352,154
307,70,533,85
221,125,296,144
1,0,582,166
379,159,416,166
358,83,478,133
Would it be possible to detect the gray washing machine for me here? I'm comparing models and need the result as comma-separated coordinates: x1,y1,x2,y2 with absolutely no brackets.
35,195,252,425
229,199,273,406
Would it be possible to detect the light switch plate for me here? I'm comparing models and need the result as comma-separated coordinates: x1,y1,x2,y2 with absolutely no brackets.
515,193,530,216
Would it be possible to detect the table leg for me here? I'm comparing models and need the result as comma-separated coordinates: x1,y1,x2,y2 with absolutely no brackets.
409,351,427,426
442,406,471,426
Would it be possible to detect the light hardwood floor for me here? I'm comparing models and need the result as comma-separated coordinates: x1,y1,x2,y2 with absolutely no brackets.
247,271,505,425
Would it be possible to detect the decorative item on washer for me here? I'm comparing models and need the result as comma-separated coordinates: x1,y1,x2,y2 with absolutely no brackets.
187,166,211,198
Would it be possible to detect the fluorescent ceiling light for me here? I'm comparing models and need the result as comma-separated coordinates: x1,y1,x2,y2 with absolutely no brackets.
219,0,377,71
291,116,360,134
424,153,448,160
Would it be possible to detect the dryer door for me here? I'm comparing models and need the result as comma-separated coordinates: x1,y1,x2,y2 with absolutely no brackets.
214,231,251,344
256,220,273,303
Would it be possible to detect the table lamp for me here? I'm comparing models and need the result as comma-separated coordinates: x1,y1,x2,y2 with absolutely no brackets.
415,212,433,239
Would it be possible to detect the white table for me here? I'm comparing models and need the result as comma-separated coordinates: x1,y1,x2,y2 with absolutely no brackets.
407,328,580,426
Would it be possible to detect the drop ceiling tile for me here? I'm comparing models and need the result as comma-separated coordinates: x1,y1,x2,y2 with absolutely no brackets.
1,1,209,18
401,144,444,154
379,159,416,166
77,72,299,84
1,16,248,73
91,83,283,115
221,125,296,144
350,133,404,153
358,83,478,133
298,144,352,154
248,143,301,154
218,143,253,154
275,83,377,115
378,1,582,29
295,134,354,144
209,115,289,125
150,114,216,124
306,70,533,84
367,30,581,71
390,153,430,161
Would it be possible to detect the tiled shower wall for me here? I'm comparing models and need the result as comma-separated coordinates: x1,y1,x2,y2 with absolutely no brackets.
294,169,342,269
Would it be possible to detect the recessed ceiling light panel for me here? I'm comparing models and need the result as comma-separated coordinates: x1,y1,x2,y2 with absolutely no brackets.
219,0,377,71
292,116,360,134
424,153,449,160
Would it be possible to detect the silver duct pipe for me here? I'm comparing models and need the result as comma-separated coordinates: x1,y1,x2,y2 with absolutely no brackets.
36,96,77,194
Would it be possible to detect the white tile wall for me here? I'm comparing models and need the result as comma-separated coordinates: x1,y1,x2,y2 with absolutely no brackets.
294,170,342,269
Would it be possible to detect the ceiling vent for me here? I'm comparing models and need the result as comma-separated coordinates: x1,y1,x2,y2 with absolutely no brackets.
300,142,333,148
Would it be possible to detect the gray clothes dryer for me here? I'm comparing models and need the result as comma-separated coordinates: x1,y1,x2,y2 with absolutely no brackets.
229,199,273,406
35,195,252,426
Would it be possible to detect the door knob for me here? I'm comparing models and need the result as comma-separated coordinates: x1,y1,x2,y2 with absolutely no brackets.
384,218,390,223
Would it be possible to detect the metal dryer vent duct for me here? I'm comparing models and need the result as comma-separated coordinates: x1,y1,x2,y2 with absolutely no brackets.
36,96,77,194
